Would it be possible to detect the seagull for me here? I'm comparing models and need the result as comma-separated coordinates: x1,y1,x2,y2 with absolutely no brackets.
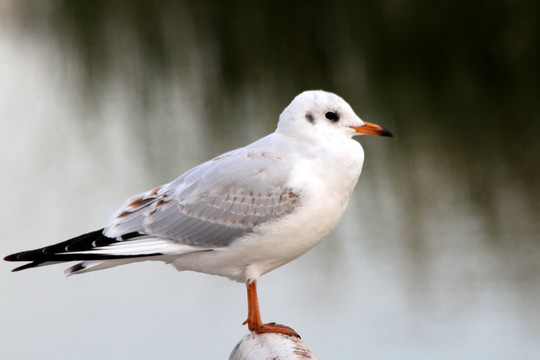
5,90,392,338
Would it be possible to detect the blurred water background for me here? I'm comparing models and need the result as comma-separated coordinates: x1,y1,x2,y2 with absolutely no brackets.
1,1,538,359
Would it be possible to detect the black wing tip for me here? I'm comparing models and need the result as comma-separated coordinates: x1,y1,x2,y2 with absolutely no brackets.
9,261,43,272
4,252,29,262
4,229,156,273
4,228,108,272
5,252,44,272
4,253,17,262
5,249,43,263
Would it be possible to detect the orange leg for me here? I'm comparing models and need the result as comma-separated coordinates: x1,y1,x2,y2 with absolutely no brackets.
242,281,300,338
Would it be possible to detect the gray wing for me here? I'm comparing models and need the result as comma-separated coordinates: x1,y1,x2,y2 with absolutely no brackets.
104,147,301,248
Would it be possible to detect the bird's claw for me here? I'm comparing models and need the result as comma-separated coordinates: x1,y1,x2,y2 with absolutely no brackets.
250,322,301,338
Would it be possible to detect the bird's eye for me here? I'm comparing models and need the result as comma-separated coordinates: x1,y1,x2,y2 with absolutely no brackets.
325,112,339,122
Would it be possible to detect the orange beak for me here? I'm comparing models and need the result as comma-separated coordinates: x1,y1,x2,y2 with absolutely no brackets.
350,122,393,137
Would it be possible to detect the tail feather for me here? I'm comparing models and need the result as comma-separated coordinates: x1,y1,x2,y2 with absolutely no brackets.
64,259,147,276
5,229,213,274
4,229,160,272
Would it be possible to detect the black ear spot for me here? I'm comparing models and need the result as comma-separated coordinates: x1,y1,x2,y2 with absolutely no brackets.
325,111,339,122
305,112,315,124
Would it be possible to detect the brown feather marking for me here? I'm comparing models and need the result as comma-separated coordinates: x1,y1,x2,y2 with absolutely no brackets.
117,210,131,219
128,196,154,209
148,186,163,197
155,198,167,207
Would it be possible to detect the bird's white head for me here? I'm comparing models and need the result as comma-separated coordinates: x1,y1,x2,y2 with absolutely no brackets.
276,90,392,141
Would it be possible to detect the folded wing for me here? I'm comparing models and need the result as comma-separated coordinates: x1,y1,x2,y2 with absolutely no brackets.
5,144,302,274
